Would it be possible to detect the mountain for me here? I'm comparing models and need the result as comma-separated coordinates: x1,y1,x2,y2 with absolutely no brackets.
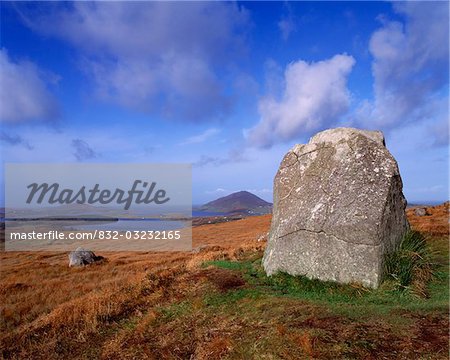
198,191,272,215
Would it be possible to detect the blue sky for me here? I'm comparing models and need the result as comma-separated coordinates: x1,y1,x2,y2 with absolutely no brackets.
0,1,448,205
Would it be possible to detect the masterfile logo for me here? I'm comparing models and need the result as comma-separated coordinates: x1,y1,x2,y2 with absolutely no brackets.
26,180,170,210
5,163,192,252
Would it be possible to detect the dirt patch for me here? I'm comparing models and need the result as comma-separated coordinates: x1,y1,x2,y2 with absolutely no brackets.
191,268,246,292
412,314,449,356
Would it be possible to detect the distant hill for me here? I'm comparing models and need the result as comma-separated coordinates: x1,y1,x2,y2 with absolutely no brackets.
198,191,272,215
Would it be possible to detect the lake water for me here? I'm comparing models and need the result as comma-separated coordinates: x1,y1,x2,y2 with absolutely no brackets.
73,219,188,231
192,211,225,217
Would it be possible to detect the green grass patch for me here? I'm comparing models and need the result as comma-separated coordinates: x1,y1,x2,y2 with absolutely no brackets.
202,231,448,320
203,288,261,307
158,300,192,320
202,259,253,272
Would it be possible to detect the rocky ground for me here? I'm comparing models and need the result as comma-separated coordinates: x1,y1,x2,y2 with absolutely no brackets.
0,203,448,359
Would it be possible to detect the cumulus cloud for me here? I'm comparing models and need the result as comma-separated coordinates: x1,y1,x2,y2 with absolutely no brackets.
356,2,448,135
247,54,355,148
0,48,59,123
179,128,221,146
71,139,98,161
18,2,249,121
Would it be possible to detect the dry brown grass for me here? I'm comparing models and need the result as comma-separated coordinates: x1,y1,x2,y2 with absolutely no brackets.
407,202,449,236
0,209,448,359
0,215,270,358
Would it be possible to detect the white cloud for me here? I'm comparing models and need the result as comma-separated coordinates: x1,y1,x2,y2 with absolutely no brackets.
18,2,249,121
278,2,297,41
179,128,221,146
206,188,228,195
193,148,248,168
0,48,59,122
356,2,448,138
247,54,355,148
278,18,296,41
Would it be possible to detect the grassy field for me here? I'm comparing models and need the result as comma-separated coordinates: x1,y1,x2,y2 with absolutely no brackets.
1,204,448,359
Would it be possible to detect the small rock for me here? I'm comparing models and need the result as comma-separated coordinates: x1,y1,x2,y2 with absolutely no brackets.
191,245,209,254
414,207,428,217
191,245,223,254
69,247,104,267
257,232,269,242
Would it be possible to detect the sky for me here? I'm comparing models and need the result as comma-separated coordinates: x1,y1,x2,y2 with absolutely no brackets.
0,1,448,205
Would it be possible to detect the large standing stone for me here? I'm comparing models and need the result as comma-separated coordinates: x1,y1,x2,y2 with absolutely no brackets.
263,127,409,288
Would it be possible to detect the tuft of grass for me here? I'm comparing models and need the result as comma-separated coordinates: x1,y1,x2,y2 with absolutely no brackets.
384,230,435,297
